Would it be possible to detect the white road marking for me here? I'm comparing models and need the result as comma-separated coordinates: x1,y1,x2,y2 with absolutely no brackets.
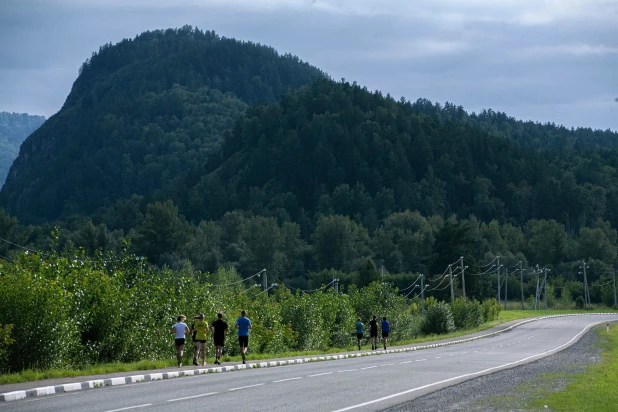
228,383,264,391
415,359,426,362
103,405,152,412
434,357,441,359
337,369,358,373
360,366,378,370
273,377,303,383
167,392,218,401
330,319,611,412
382,364,395,366
399,361,413,364
308,372,333,377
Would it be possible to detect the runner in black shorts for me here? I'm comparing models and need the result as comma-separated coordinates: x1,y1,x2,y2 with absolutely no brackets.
211,312,228,365
235,310,252,364
381,316,390,350
170,315,190,367
369,315,378,350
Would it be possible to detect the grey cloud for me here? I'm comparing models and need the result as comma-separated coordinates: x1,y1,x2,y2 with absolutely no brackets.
0,0,616,130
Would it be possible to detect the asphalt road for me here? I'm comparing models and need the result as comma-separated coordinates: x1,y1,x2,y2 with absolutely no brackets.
2,314,616,412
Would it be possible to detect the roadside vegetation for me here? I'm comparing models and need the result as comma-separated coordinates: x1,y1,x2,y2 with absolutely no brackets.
1,246,614,386
530,323,618,411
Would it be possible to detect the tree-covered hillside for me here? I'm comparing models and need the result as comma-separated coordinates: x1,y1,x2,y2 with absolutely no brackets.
202,79,618,233
0,26,324,222
0,112,45,186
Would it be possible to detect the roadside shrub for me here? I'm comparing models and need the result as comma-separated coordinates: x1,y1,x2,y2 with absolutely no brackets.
421,301,455,335
451,298,483,330
481,299,502,322
575,295,585,309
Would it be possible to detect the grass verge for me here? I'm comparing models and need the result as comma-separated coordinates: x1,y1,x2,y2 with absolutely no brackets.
1,308,614,386
530,323,618,411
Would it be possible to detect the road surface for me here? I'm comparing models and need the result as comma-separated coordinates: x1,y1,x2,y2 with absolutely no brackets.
2,314,616,412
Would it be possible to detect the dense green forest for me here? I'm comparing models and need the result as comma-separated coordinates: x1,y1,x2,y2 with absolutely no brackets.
0,112,45,186
0,26,324,222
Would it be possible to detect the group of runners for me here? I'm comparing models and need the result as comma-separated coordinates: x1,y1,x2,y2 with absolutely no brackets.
170,310,252,367
170,311,391,367
356,315,390,351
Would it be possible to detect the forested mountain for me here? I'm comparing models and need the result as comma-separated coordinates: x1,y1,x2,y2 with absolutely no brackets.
201,79,617,233
0,26,324,222
0,112,45,186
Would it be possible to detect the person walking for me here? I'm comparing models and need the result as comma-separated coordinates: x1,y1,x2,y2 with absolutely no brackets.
170,315,191,367
381,316,390,350
235,310,252,364
211,312,228,365
355,318,364,350
369,315,378,350
192,314,209,366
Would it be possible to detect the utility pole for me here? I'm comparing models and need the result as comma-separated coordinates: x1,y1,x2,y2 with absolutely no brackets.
582,261,590,308
421,273,425,316
460,257,466,299
519,261,524,310
136,256,145,276
543,268,548,310
334,278,339,293
262,269,268,296
449,264,454,303
610,266,617,308
534,265,540,310
496,256,501,303
504,268,508,311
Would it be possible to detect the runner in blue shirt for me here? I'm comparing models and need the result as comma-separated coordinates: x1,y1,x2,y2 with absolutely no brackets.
355,319,364,350
235,310,252,364
381,317,390,350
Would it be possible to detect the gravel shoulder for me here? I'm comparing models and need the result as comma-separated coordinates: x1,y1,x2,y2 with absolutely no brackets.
383,324,606,412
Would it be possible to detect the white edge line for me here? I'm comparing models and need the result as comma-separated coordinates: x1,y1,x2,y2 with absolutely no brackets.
103,404,152,412
330,319,609,412
166,392,218,402
228,383,264,391
308,372,333,377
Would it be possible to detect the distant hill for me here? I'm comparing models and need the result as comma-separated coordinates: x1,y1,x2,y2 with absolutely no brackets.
0,26,324,222
0,112,45,186
198,79,618,231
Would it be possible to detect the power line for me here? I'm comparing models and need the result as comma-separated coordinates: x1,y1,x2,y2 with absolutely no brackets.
207,269,265,287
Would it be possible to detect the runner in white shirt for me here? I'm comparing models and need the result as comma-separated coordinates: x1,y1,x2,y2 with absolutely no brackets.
170,315,191,367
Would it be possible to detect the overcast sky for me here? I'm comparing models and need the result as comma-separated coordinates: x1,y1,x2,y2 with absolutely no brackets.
1,0,617,130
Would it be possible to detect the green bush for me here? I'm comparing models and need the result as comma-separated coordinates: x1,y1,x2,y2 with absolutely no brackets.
575,295,585,309
451,298,483,330
421,301,455,335
481,299,502,322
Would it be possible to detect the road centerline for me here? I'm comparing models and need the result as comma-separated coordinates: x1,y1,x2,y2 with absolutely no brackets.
103,404,152,412
167,392,218,402
273,377,302,383
228,383,264,391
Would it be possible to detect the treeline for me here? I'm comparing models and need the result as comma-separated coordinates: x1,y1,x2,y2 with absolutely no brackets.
410,99,618,151
1,202,617,306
